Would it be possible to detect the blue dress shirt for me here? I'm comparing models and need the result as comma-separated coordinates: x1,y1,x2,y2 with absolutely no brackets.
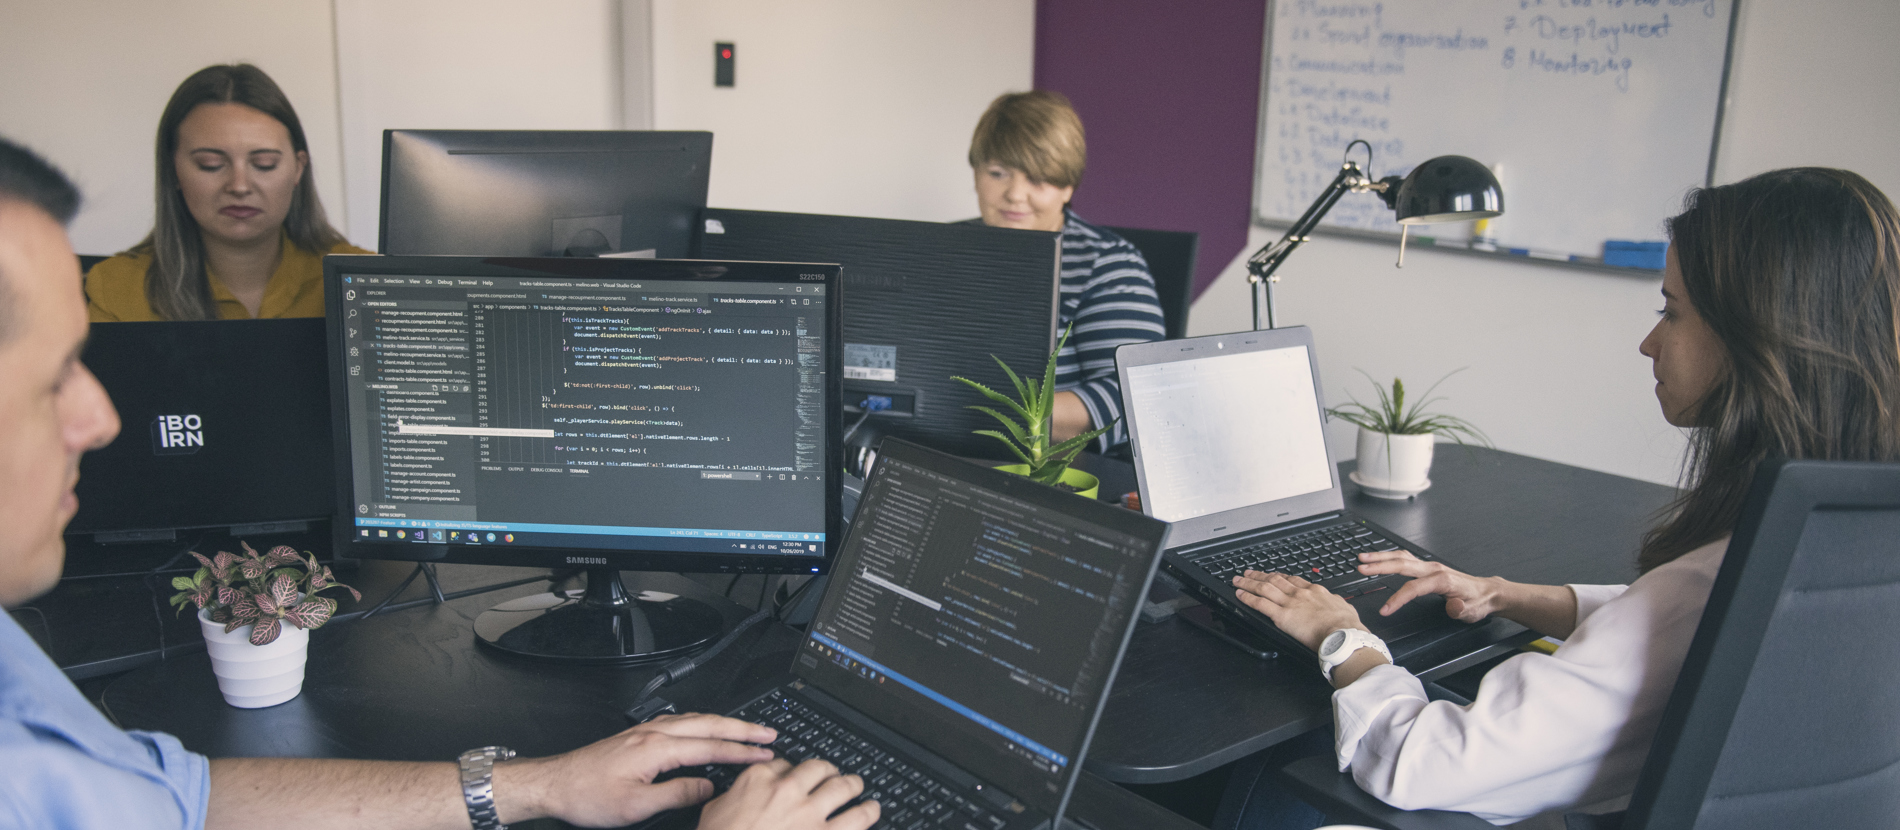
0,609,209,829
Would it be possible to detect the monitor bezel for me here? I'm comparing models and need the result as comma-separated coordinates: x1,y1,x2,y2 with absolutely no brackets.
324,254,844,576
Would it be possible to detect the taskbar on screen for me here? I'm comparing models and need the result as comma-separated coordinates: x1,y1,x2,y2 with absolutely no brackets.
351,518,826,559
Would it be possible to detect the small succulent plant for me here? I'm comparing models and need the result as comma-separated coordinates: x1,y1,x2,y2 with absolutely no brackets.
169,542,361,646
953,325,1115,488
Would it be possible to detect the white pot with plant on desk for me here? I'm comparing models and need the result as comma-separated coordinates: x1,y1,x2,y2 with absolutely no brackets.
169,542,360,708
1328,370,1490,500
953,326,1115,499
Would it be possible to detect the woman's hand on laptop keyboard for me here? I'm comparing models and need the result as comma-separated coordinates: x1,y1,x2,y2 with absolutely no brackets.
699,757,880,830
1231,570,1366,651
1357,550,1583,638
1357,550,1503,623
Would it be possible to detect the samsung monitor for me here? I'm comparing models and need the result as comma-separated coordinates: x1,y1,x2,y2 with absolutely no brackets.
379,130,712,258
326,255,841,664
695,209,1059,461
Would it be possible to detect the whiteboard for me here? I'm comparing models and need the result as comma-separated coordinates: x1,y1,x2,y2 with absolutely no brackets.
1255,0,1737,262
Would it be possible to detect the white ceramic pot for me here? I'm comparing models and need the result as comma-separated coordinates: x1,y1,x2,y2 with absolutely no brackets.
1352,427,1435,499
198,609,309,708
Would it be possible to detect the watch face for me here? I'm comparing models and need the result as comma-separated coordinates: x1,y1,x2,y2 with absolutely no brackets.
1321,629,1349,657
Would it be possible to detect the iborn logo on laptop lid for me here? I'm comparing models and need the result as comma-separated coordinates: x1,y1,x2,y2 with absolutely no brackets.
150,414,205,455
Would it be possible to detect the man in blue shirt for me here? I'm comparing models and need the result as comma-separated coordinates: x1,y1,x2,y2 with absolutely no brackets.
0,137,878,830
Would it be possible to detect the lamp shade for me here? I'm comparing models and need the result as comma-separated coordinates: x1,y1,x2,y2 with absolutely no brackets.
1388,155,1503,224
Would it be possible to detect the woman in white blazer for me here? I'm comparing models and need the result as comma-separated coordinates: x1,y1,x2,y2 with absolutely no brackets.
1223,167,1900,829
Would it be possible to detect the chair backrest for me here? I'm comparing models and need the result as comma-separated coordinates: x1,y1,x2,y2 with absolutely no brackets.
1624,459,1900,829
1105,226,1197,340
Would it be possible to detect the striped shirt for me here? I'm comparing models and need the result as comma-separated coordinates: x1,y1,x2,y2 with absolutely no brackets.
1055,211,1168,450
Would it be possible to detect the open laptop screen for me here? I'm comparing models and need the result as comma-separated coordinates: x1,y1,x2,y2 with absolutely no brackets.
798,440,1165,815
1123,344,1334,522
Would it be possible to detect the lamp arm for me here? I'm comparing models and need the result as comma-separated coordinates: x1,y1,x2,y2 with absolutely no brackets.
1248,162,1385,329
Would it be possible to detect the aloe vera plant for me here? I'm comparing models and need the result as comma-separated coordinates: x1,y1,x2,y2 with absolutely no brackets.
953,326,1115,488
1327,369,1491,445
170,542,360,646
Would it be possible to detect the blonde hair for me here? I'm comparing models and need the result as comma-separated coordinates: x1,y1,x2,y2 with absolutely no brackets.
968,91,1086,189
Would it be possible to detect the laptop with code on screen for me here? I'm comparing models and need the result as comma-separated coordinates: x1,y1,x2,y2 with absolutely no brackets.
670,438,1167,830
1114,326,1481,665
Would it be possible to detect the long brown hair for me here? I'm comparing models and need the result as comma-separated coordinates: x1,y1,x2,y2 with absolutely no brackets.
132,64,344,320
1640,168,1900,571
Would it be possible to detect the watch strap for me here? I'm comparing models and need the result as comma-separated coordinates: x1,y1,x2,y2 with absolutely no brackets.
1318,628,1392,682
459,745,515,830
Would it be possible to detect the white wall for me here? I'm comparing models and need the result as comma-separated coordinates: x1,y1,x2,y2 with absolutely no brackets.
332,0,624,249
0,0,348,257
649,0,1035,222
1190,0,1900,486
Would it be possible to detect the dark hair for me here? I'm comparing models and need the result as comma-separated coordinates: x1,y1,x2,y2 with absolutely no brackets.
0,136,83,344
1640,168,1900,572
0,136,81,224
133,64,344,320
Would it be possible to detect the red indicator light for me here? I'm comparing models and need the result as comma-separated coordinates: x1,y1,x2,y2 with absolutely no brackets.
721,49,731,59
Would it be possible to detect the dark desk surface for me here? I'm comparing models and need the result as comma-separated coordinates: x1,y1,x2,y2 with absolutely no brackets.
94,566,1195,830
80,445,1672,811
1078,446,1672,783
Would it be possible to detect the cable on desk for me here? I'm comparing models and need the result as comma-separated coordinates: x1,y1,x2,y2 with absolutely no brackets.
333,570,554,626
625,606,775,723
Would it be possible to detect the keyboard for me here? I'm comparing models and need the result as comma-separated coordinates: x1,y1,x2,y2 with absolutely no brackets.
1188,519,1421,595
668,689,1010,830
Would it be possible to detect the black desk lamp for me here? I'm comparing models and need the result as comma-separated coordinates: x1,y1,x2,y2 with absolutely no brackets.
1248,141,1503,329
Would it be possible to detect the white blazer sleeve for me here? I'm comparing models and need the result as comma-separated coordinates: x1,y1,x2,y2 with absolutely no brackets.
1330,539,1728,825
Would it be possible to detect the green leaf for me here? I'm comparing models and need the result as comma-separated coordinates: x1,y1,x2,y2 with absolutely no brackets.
967,406,1032,447
952,376,1033,424
171,575,197,591
973,431,1033,465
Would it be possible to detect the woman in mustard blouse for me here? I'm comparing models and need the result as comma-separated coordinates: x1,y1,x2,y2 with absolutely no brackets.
86,64,368,321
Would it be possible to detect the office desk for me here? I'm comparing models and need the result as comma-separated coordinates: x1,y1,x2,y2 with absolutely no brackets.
89,446,1670,804
95,567,1197,830
1077,446,1673,784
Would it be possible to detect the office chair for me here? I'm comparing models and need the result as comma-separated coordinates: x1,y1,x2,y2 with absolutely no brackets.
1273,458,1900,830
1105,226,1197,340
78,254,109,273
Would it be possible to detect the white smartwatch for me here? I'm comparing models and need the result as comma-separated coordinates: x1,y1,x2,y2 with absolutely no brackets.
1317,628,1392,682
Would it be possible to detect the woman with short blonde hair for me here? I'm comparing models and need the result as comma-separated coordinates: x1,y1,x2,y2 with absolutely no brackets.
968,91,1166,449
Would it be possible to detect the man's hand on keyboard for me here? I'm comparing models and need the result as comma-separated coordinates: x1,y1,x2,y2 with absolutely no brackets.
498,712,776,828
1231,570,1365,651
1356,549,1501,622
699,757,881,830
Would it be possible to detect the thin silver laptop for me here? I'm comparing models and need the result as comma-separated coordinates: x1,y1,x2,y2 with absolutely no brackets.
1115,327,1478,662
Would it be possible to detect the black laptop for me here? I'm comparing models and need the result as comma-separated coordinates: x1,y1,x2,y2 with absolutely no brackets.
69,320,333,542
1114,327,1479,663
670,438,1168,830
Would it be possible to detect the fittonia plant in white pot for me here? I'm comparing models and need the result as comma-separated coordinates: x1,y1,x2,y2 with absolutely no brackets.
1327,370,1491,499
169,542,359,708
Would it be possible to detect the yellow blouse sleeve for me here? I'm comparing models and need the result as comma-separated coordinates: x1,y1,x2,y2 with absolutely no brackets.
85,253,162,323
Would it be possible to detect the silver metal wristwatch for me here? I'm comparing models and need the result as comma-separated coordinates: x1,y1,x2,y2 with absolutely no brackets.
458,745,516,830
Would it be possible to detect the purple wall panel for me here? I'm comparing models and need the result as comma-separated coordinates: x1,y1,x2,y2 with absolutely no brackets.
1033,0,1266,299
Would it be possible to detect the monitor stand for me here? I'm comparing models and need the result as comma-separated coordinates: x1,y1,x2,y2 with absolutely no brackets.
472,567,724,665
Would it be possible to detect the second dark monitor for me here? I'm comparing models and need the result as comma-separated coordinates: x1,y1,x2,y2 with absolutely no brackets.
696,208,1060,461
380,129,712,258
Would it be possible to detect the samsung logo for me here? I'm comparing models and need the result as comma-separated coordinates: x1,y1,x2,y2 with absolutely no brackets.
566,556,608,565
151,414,204,455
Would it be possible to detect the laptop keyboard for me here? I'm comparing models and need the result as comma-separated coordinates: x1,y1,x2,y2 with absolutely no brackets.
669,689,1008,830
1190,520,1421,596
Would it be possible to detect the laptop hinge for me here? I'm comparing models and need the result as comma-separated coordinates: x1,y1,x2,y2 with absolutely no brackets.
1173,511,1345,557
